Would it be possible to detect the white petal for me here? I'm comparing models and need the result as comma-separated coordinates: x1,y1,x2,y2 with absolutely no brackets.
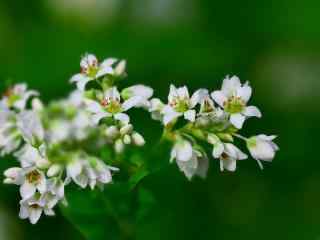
190,89,209,108
162,106,181,125
85,100,103,114
67,160,82,179
221,75,241,97
36,175,47,193
184,110,196,122
168,85,178,102
213,143,224,158
70,74,91,91
176,141,193,162
100,58,117,67
230,113,246,129
20,182,36,199
92,112,109,125
177,86,189,99
196,157,209,179
29,208,42,224
96,65,114,78
114,113,130,124
243,106,262,118
44,208,55,216
122,96,142,111
236,83,252,103
211,91,227,107
222,158,237,172
19,204,29,219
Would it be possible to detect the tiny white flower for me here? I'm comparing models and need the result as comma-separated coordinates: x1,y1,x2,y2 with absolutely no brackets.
172,145,209,180
217,143,247,172
162,85,208,125
70,54,116,91
207,134,225,158
246,135,279,169
66,156,118,189
17,167,47,199
47,178,65,200
85,87,143,125
1,84,38,111
211,76,261,129
17,110,44,147
19,193,56,224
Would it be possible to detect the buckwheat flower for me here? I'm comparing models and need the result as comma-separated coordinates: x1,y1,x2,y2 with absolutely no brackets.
66,156,118,189
175,150,209,180
14,144,50,169
17,110,44,147
70,54,115,91
0,110,21,155
246,135,279,169
211,76,261,129
4,167,47,199
47,177,65,200
149,98,165,121
121,84,154,109
162,85,208,125
207,134,224,158
217,143,247,172
85,87,143,125
0,84,38,111
19,194,55,224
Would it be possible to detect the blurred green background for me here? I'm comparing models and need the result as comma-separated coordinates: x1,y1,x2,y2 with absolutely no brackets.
0,0,319,239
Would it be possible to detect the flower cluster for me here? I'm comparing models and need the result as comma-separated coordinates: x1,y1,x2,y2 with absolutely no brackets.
1,53,279,224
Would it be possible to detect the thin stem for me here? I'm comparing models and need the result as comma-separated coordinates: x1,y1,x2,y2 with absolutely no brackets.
232,133,248,141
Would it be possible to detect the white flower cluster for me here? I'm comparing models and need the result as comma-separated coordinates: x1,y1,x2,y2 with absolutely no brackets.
1,53,279,224
150,76,279,179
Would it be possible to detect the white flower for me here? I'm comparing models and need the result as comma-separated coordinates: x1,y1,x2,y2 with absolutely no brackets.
66,156,118,189
121,84,154,109
246,135,279,169
14,144,50,169
211,76,261,129
70,54,116,91
216,143,247,172
4,167,47,199
0,84,38,111
0,110,21,156
19,194,56,224
170,140,208,180
131,132,145,146
162,85,208,125
17,110,44,147
47,177,65,200
85,87,143,125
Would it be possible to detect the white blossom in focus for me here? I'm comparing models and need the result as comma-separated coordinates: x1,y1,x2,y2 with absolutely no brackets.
211,76,261,129
70,54,116,91
216,143,248,172
162,85,208,125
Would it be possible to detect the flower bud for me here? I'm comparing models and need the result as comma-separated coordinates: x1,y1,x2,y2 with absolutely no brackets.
123,134,131,144
132,132,145,146
114,139,124,153
246,135,279,162
120,124,133,135
4,167,22,184
105,126,119,138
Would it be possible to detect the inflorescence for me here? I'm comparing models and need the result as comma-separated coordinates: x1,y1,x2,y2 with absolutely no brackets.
0,53,279,224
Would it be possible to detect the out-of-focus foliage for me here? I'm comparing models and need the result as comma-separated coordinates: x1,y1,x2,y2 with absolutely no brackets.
0,0,319,239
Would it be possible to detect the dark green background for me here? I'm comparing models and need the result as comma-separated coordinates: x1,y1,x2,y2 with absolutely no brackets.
0,0,319,239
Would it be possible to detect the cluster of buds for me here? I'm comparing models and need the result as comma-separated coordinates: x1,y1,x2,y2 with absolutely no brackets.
0,53,279,224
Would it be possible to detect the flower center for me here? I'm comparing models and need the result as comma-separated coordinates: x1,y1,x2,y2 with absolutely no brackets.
81,60,99,78
201,98,215,113
169,98,189,112
101,98,122,114
30,204,40,209
223,96,245,114
221,152,229,160
26,170,41,184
